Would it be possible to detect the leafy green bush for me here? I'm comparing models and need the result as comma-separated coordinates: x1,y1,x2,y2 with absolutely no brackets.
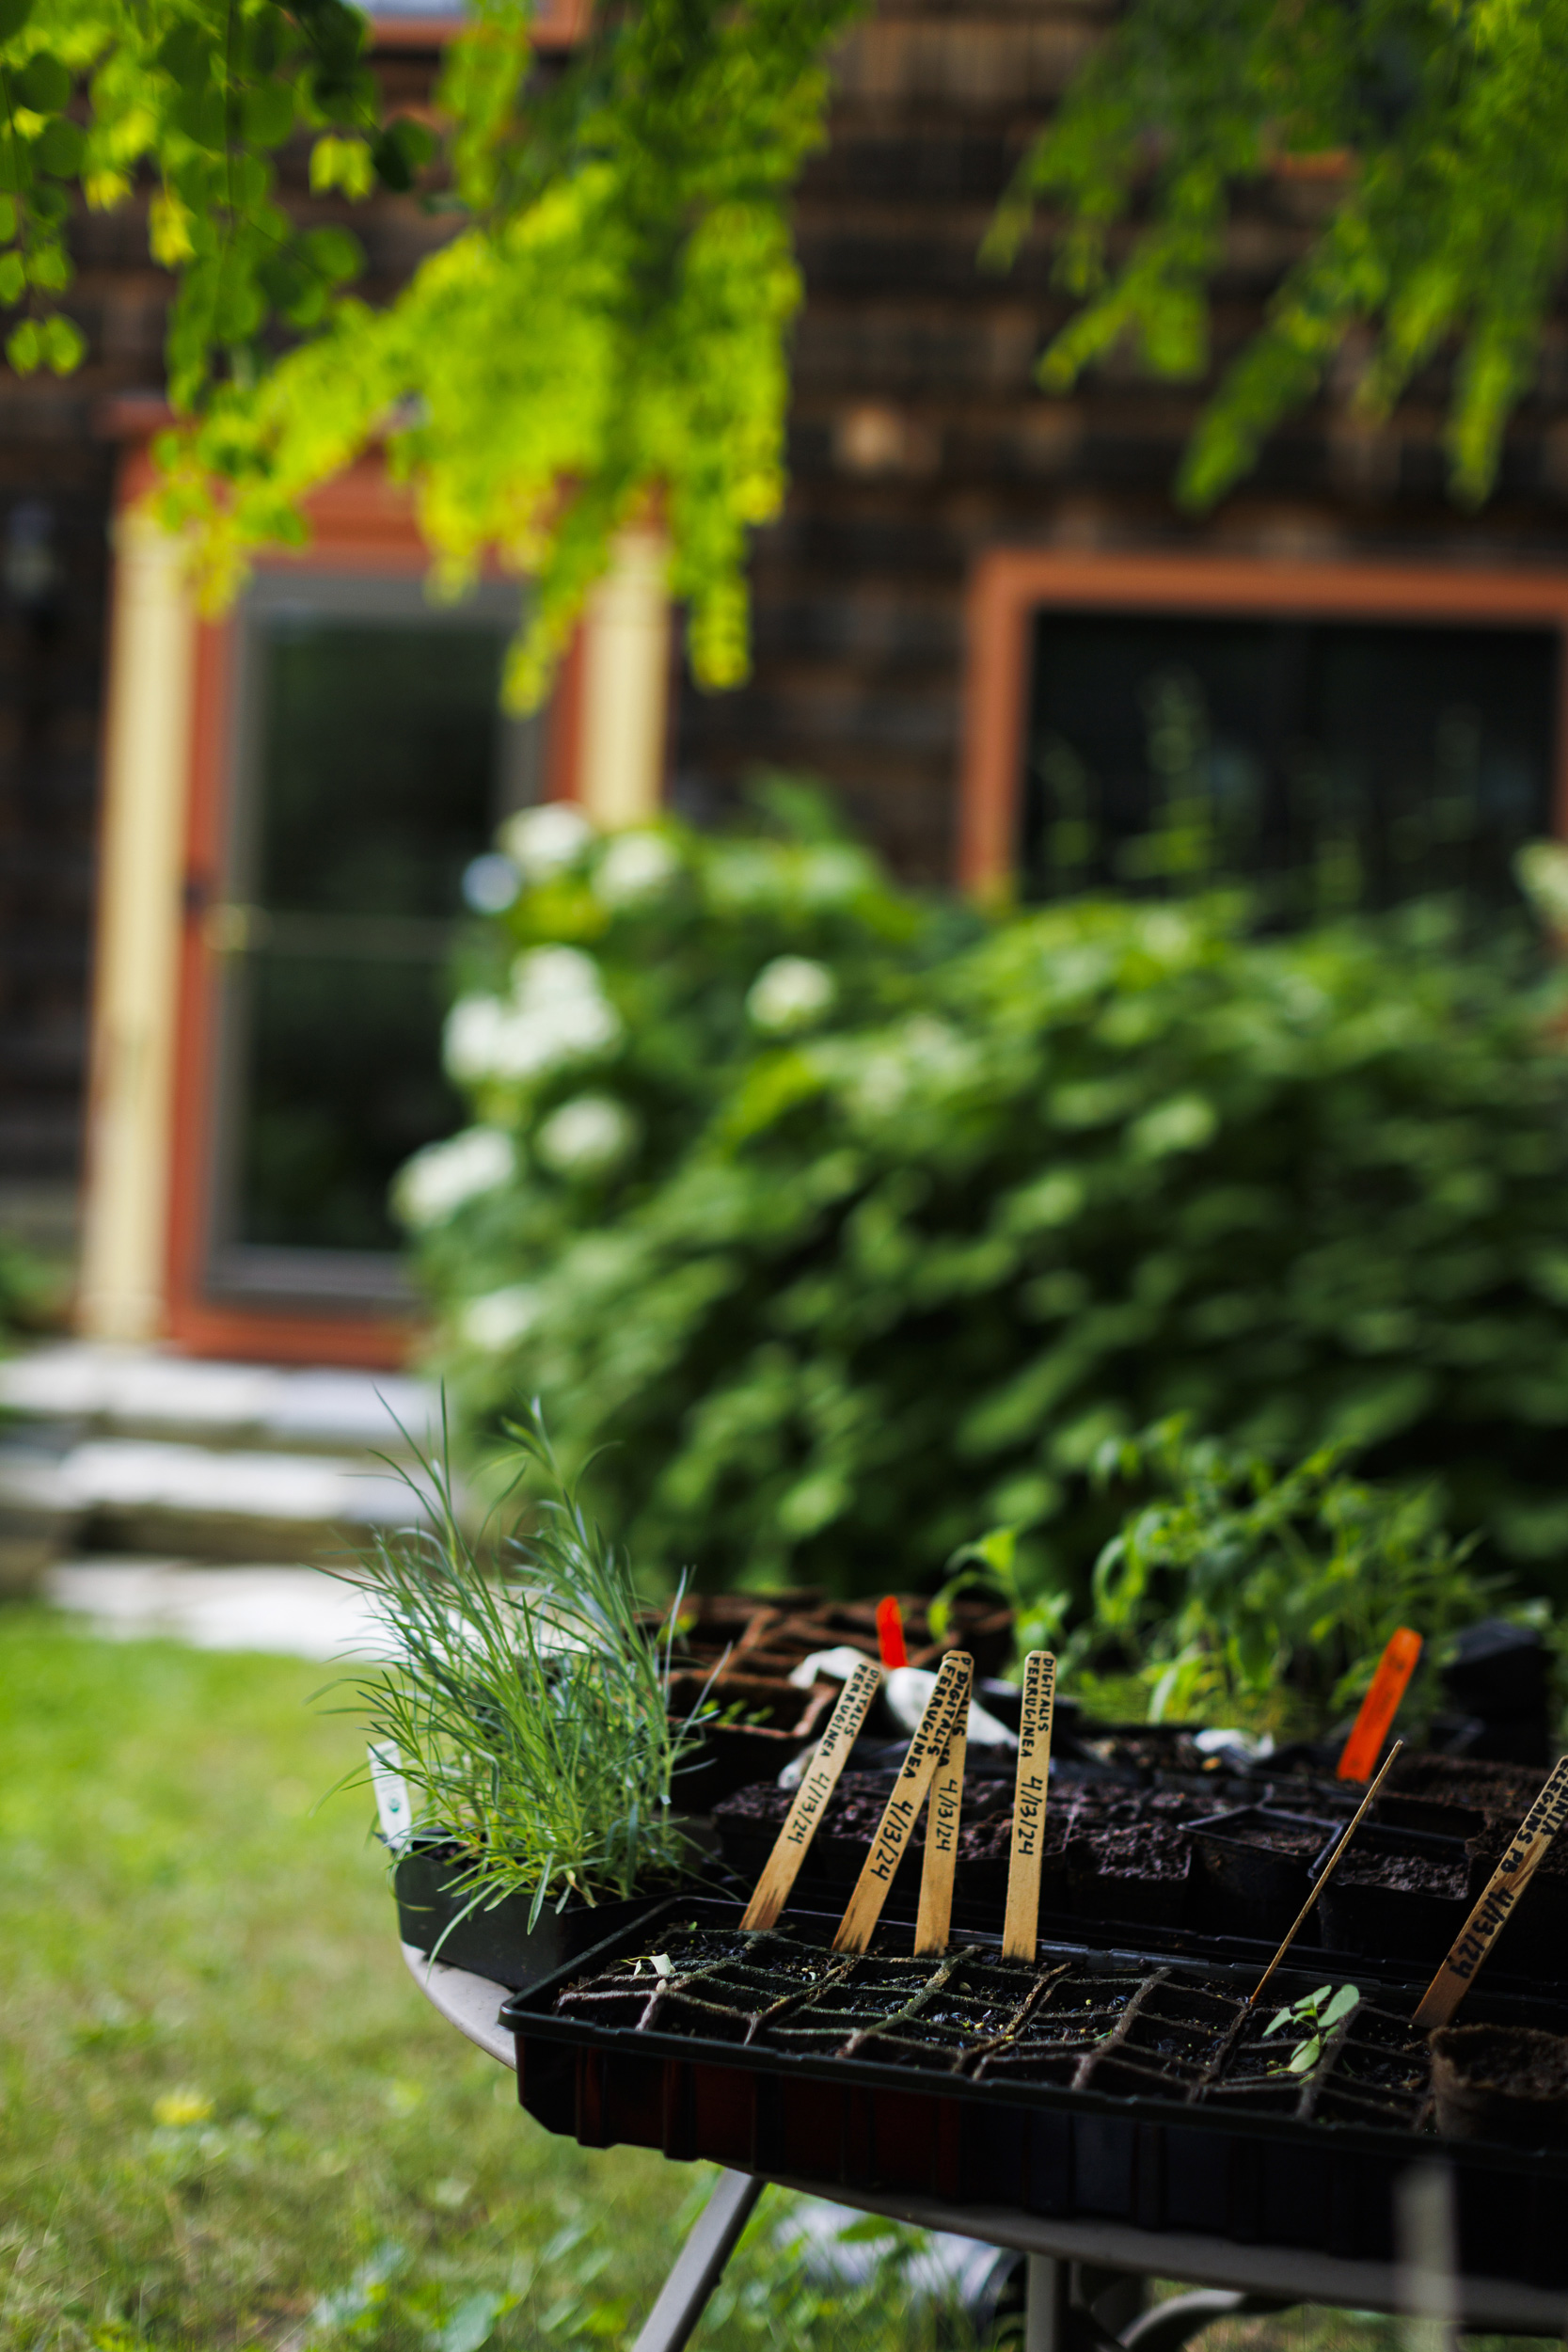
404,814,1568,1606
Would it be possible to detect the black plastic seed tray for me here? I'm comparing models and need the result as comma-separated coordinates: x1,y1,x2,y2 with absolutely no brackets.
502,1899,1568,2290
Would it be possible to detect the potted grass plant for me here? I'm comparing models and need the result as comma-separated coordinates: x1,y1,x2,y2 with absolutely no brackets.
341,1404,707,1989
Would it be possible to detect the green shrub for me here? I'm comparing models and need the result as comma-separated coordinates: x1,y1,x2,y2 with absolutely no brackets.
1069,1423,1506,1728
404,814,1568,1605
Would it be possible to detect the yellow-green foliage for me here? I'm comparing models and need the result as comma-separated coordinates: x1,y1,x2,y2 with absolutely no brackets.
13,0,1568,682
0,0,860,704
988,0,1568,510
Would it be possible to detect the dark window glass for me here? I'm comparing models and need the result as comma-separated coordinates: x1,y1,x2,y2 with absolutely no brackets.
1021,612,1557,918
256,617,507,919
212,586,535,1293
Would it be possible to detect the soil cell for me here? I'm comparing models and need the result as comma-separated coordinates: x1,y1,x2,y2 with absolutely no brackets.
547,1925,1434,2127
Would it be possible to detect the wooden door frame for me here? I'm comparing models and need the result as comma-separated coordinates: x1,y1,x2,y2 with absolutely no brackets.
958,548,1568,896
108,445,586,1368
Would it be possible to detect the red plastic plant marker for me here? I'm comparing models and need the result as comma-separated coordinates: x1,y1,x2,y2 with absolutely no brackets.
876,1595,908,1668
1336,1626,1422,1782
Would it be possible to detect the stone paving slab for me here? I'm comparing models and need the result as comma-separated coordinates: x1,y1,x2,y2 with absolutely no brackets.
43,1558,396,1660
58,1438,433,1564
0,1343,438,1454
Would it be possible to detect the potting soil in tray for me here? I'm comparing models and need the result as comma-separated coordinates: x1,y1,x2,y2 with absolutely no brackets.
1431,2025,1568,2148
1313,1827,1471,1964
504,1899,1568,2284
541,1918,1432,2129
1332,1849,1468,1897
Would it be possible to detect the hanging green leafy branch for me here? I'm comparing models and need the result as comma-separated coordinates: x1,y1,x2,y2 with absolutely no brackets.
986,0,1568,509
0,0,859,704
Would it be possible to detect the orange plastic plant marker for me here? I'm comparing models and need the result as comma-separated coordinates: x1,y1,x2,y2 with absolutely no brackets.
1336,1627,1422,1782
876,1595,908,1668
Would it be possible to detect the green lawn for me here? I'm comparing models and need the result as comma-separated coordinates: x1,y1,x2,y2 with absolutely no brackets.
0,1611,958,2352
0,1610,1551,2352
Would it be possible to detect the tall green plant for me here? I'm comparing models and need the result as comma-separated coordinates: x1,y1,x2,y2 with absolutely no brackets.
1086,1421,1505,1725
340,1404,700,1922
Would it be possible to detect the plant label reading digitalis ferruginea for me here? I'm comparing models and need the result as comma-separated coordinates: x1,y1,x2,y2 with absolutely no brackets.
913,1694,970,1959
1002,1652,1056,1963
740,1660,883,1931
832,1653,974,1955
1413,1754,1568,2028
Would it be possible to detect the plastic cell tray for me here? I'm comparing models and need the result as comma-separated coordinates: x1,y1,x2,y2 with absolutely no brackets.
501,1899,1568,2290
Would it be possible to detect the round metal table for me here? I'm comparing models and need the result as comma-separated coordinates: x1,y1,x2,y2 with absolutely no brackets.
402,1944,1567,2351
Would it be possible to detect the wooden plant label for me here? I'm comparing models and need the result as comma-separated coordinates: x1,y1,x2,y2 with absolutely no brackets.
740,1660,882,1931
832,1652,974,1955
913,1677,971,1958
1002,1652,1056,1963
1413,1755,1568,2029
1337,1627,1422,1782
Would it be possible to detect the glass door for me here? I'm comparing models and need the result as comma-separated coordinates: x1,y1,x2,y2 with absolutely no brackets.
205,571,541,1309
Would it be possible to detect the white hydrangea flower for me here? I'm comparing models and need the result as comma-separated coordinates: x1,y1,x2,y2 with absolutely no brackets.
746,954,837,1034
511,945,606,1009
594,830,681,907
535,1093,639,1177
444,994,515,1085
499,803,595,880
444,950,622,1085
459,1284,543,1353
393,1127,515,1229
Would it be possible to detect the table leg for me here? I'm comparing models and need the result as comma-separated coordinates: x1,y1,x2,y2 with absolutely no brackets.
1026,2253,1070,2352
631,2169,766,2352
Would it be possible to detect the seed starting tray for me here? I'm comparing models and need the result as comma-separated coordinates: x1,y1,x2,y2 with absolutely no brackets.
502,1899,1568,2291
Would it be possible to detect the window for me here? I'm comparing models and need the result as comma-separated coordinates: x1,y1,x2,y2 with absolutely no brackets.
1022,612,1555,917
205,572,541,1309
959,554,1568,910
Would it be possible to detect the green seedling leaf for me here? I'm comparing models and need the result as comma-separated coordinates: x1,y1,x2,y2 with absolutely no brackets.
1262,2006,1292,2037
1320,1984,1360,2029
1288,2034,1323,2074
430,2289,514,2352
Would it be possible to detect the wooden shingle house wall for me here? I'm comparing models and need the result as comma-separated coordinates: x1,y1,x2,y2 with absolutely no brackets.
5,0,1567,1361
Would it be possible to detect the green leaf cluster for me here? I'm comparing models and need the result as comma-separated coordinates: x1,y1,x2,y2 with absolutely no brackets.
406,813,1568,1614
150,0,864,705
0,0,417,388
987,0,1568,507
1085,1421,1500,1724
1262,1981,1360,2074
0,0,859,703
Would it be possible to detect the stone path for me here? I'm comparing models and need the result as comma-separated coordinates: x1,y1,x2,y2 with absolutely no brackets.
42,1557,395,1659
2,1341,453,1652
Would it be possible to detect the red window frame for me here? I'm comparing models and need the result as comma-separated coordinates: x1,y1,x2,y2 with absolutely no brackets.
109,442,583,1368
958,548,1568,896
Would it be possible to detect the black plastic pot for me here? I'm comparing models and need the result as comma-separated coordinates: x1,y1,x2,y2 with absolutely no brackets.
1431,2024,1568,2150
1065,1826,1192,1928
1312,1822,1470,1964
1187,1806,1338,1939
393,1842,667,1991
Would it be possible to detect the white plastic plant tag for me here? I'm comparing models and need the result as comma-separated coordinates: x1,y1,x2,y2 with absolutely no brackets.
368,1743,414,1851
